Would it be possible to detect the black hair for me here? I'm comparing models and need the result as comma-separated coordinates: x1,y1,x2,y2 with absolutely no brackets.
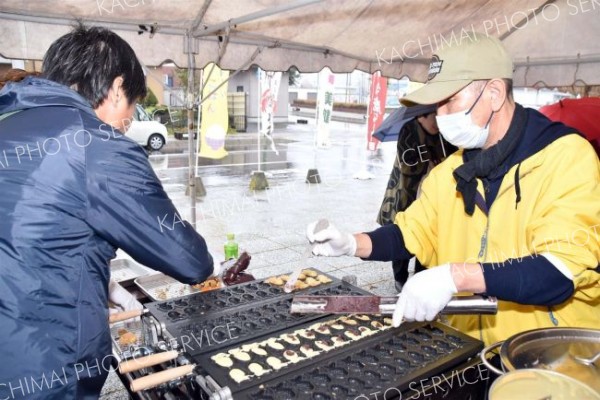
42,23,146,108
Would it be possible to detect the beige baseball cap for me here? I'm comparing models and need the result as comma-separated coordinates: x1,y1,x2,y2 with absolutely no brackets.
401,32,513,105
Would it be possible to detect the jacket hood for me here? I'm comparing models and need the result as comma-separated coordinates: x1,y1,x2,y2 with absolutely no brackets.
510,107,581,166
0,76,96,118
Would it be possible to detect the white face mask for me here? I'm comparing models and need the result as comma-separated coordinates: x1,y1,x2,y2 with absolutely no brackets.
436,86,494,149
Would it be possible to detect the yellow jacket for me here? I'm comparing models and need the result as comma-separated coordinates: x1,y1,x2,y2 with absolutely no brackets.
395,134,600,345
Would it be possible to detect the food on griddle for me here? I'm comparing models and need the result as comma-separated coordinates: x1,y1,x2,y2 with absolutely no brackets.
281,333,300,345
250,347,267,356
212,313,396,385
332,335,346,346
298,330,316,339
315,339,334,351
344,329,361,340
265,276,284,285
316,325,331,335
305,277,320,287
331,323,345,330
229,368,248,383
283,350,300,362
265,339,284,350
264,270,331,290
300,344,318,357
266,356,284,370
304,269,318,278
240,344,253,352
212,353,233,368
118,330,138,346
248,363,267,376
371,321,384,329
359,326,374,336
340,317,358,326
383,317,393,325
229,350,251,362
294,281,309,290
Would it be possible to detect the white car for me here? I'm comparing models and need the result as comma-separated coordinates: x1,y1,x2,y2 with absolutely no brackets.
127,104,168,151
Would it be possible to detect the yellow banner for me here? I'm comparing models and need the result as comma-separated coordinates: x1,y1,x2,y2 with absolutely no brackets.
199,63,229,159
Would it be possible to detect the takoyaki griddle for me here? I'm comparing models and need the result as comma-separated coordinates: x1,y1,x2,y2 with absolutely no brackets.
219,322,482,399
164,281,372,355
145,270,340,323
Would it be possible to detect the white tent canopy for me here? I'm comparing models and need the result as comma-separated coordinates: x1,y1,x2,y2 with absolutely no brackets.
1,0,599,86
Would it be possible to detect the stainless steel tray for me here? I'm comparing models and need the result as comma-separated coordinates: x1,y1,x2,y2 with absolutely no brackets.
110,258,150,284
134,273,201,301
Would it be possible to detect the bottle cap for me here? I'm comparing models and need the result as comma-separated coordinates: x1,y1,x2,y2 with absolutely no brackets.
226,233,235,240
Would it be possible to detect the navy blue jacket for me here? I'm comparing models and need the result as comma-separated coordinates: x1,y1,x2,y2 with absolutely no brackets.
0,78,213,399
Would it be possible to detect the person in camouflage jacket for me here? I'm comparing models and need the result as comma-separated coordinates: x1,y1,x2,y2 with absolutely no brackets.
377,112,456,289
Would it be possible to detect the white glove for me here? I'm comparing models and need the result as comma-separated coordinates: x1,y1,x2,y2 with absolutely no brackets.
393,263,457,327
306,219,357,257
109,279,143,314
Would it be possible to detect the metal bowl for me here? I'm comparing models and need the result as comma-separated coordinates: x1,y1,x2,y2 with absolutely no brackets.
489,369,600,400
482,327,600,393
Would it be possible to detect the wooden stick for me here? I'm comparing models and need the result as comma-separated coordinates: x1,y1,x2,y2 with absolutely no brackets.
130,364,196,392
119,351,179,374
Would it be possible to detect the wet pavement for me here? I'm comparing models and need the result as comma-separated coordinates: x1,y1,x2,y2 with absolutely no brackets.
101,119,401,399
152,119,400,290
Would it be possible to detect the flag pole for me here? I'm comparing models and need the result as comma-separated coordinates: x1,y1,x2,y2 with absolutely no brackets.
257,68,262,173
250,67,269,190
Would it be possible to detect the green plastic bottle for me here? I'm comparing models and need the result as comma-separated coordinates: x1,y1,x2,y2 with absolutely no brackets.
224,233,239,260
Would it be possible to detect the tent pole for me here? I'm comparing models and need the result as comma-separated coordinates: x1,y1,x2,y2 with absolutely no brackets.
186,32,198,229
257,68,262,173
249,67,269,190
193,0,322,37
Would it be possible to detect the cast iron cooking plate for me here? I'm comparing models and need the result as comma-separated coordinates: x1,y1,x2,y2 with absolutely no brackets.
166,282,372,355
145,270,340,323
198,321,482,398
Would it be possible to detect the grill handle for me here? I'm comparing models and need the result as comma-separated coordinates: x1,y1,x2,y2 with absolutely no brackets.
119,350,179,374
378,295,497,315
109,309,144,323
130,364,196,392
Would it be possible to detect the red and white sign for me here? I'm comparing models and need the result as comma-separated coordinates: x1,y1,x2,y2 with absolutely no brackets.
366,72,388,151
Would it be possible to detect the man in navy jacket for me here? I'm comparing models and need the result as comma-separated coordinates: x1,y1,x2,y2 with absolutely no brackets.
0,25,214,399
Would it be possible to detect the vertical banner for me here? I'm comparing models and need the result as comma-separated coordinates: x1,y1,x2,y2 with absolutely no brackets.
315,68,335,148
366,72,388,151
259,69,281,155
199,63,229,159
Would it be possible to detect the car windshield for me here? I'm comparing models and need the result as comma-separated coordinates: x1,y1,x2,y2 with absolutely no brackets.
135,105,151,121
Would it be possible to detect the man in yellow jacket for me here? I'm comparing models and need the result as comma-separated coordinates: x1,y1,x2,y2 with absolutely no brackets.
307,33,600,346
